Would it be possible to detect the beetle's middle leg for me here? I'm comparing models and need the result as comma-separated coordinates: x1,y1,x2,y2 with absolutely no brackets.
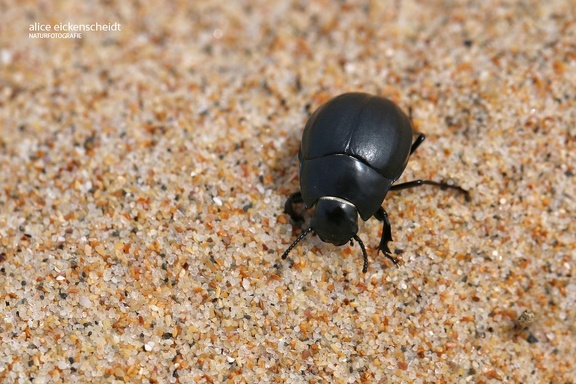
284,191,305,224
390,180,470,201
374,207,399,265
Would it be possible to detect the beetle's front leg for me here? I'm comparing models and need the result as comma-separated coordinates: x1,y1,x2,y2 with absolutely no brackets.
284,191,305,224
374,207,399,265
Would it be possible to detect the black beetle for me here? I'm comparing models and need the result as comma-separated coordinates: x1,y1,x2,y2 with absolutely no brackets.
282,92,469,273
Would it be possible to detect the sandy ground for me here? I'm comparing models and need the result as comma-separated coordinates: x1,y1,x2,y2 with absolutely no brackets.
1,1,575,382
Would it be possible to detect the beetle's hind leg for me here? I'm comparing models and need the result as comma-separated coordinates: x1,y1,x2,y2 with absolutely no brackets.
284,191,305,224
404,133,471,200
374,207,399,265
410,132,426,155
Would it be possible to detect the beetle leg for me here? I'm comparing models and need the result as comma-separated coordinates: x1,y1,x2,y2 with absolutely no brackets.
410,133,426,155
374,208,399,265
389,180,471,201
288,191,303,204
284,191,305,224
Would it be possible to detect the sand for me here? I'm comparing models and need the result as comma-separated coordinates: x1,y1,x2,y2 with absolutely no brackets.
1,1,574,382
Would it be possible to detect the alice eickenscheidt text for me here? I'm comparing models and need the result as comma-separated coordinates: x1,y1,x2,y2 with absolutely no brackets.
29,22,121,32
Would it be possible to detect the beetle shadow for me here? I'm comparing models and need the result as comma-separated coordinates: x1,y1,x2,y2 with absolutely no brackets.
265,122,319,237
269,127,302,198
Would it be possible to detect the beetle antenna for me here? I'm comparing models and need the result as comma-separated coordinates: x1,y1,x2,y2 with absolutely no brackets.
282,227,313,260
353,235,369,273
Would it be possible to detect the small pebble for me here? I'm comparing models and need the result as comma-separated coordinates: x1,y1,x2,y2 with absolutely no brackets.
516,310,536,330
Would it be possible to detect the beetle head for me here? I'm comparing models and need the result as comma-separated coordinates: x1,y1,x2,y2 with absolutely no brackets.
311,197,358,245
281,196,369,272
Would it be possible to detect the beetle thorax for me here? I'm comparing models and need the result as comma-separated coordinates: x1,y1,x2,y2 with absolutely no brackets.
311,197,359,246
